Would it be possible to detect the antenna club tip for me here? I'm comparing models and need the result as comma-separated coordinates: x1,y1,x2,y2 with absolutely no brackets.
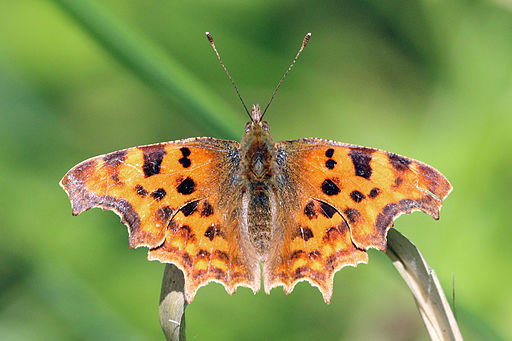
206,32,214,44
302,33,311,47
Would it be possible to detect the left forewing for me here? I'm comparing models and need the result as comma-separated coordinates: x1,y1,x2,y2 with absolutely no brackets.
60,138,240,249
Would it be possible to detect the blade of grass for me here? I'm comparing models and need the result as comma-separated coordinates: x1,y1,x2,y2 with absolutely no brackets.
386,228,464,340
159,264,187,341
50,0,243,139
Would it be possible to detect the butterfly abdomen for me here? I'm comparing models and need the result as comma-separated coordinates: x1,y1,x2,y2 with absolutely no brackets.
244,183,273,256
239,121,277,258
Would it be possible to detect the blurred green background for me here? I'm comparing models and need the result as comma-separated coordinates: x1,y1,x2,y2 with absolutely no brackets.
1,0,511,340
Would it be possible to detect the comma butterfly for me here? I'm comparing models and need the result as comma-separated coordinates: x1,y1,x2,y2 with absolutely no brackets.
60,33,452,303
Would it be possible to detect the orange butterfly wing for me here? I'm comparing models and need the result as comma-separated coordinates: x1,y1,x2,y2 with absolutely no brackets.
60,138,260,302
264,138,452,302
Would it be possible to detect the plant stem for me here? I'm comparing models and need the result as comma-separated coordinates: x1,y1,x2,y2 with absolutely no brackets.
159,264,187,341
386,228,464,341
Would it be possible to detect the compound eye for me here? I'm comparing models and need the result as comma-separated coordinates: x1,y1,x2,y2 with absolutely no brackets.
262,121,270,132
245,122,252,132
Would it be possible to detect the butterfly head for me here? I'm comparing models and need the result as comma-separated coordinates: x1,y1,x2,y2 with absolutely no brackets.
245,104,270,133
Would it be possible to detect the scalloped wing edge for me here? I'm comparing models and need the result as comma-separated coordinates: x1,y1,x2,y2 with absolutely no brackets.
148,252,261,303
263,256,369,303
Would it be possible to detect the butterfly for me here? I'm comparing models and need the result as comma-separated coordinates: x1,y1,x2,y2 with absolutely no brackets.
60,33,452,303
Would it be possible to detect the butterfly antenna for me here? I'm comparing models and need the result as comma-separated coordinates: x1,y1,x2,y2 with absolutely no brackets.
206,32,251,120
262,33,311,118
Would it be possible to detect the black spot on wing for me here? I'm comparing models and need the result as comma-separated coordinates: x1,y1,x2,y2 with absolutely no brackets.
135,184,148,197
349,149,374,180
321,179,340,196
141,145,166,177
204,225,220,241
201,200,214,217
180,147,191,157
204,226,215,241
177,177,195,195
181,201,199,216
299,227,314,241
388,153,412,172
369,187,381,198
319,202,337,218
325,148,334,158
350,190,366,203
325,159,337,169
304,201,317,219
178,157,191,168
151,188,167,201
178,146,192,168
